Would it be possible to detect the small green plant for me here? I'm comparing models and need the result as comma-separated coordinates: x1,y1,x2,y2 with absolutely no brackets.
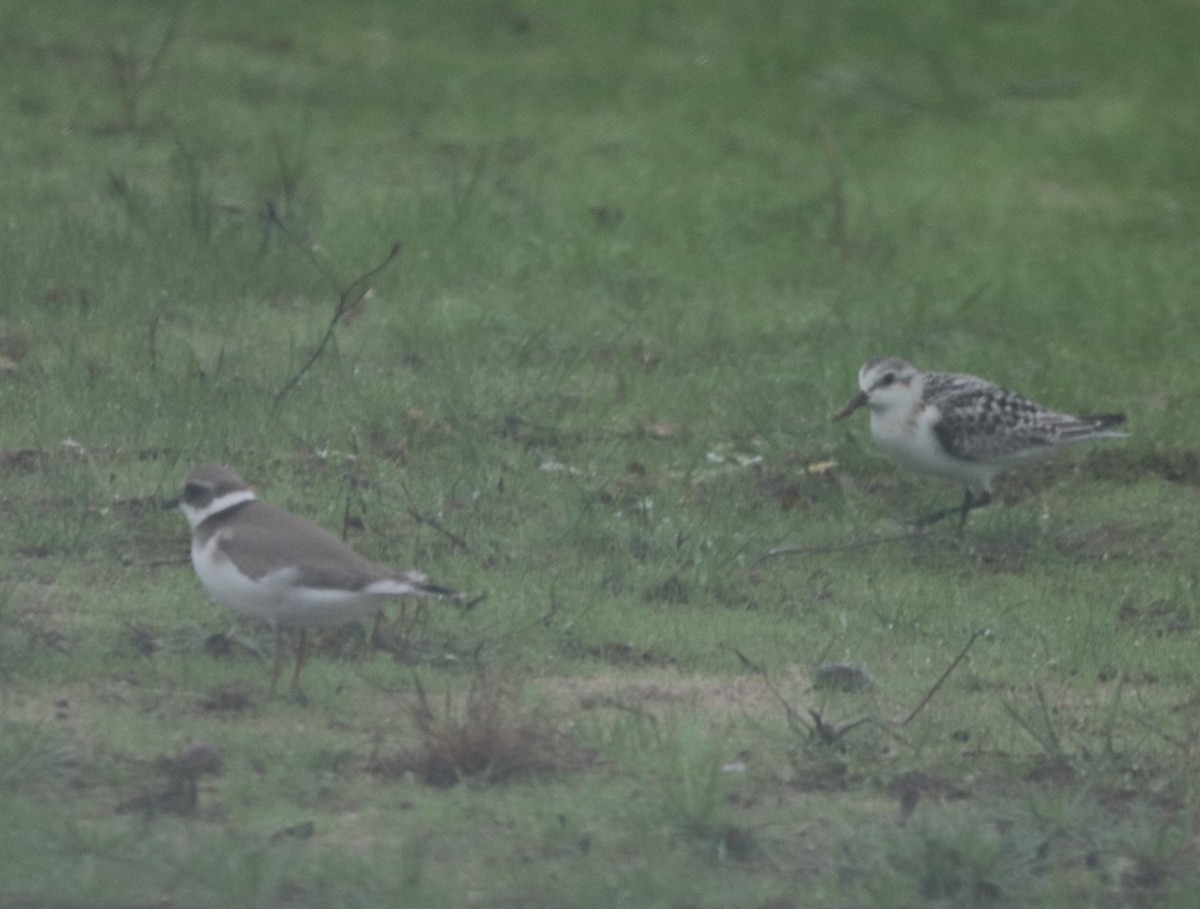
1116,809,1196,891
658,716,731,839
7,455,112,557
1002,685,1068,762
888,818,1019,906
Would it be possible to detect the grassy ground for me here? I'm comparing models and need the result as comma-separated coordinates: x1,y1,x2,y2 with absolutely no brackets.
2,1,1199,906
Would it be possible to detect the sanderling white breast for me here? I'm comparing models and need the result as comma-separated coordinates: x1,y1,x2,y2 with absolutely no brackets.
833,356,1127,526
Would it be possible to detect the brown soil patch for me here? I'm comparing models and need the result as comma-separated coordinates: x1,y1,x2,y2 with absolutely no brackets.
538,666,813,723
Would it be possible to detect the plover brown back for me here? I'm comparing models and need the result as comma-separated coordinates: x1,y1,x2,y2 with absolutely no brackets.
171,465,458,697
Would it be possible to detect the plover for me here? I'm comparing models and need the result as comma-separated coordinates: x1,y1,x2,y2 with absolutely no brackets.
172,465,457,696
833,357,1127,526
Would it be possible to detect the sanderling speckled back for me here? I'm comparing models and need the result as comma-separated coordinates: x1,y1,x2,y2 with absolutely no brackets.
833,356,1128,527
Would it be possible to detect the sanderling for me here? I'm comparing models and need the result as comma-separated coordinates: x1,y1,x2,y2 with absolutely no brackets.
833,356,1127,526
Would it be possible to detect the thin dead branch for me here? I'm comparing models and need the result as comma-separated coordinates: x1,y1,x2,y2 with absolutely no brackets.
272,233,403,404
818,121,848,258
147,311,160,372
404,503,470,552
395,478,470,551
106,1,184,130
725,626,987,744
898,627,989,727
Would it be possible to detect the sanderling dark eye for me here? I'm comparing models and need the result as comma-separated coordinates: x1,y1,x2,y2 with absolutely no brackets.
878,372,896,388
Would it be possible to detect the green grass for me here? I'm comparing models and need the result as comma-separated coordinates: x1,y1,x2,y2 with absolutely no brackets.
2,0,1200,906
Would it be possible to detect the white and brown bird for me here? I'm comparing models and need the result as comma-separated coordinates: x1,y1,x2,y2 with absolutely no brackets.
834,357,1128,526
173,465,456,695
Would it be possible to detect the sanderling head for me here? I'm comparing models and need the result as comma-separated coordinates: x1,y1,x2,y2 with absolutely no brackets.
834,356,920,420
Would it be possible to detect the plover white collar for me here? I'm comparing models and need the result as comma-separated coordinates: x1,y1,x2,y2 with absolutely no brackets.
833,356,1127,526
172,465,457,696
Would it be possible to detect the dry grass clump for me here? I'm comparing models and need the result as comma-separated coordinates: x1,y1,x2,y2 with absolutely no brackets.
371,669,596,787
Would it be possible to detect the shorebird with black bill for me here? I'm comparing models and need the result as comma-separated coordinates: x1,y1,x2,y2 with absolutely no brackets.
834,357,1128,527
171,465,457,697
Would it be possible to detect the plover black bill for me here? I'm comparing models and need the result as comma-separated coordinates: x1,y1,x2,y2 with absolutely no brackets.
171,465,457,697
833,356,1127,527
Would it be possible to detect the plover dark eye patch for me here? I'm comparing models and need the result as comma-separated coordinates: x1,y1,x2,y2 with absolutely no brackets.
184,482,213,506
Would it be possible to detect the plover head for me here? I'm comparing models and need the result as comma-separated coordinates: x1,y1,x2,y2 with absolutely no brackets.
833,356,921,420
174,465,259,530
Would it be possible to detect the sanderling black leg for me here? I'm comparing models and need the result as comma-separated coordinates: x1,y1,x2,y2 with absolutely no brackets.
912,488,992,529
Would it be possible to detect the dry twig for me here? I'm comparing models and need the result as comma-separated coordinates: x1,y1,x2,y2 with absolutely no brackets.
271,226,403,404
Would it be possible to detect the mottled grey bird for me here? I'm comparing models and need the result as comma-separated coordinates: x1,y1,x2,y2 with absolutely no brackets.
834,357,1127,526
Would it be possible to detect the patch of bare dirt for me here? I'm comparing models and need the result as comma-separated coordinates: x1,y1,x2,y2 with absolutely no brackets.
1055,522,1175,562
642,574,690,605
116,742,223,818
1116,599,1195,636
199,682,257,712
584,642,677,668
539,666,812,723
889,769,970,823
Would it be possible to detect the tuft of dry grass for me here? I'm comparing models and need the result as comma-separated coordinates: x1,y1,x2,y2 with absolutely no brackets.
371,669,596,788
